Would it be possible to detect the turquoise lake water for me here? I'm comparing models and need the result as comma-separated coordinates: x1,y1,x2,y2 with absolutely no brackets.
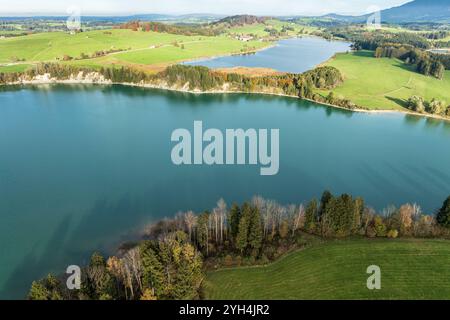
1,85,450,298
0,37,449,299
184,37,351,72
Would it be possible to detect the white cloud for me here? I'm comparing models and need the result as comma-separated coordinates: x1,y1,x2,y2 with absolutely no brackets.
0,0,411,16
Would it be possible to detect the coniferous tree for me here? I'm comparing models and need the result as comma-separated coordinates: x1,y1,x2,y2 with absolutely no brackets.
247,206,263,254
304,199,318,233
28,274,63,300
236,203,251,253
196,212,210,255
319,190,333,218
228,203,241,240
140,242,165,298
437,196,450,228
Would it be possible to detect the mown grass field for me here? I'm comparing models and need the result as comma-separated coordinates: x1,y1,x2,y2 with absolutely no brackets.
112,36,267,65
205,239,450,300
0,29,169,62
0,64,32,73
0,29,270,72
321,50,450,110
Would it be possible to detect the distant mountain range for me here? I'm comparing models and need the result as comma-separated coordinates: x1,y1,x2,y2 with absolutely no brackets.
317,0,450,23
376,0,450,23
1,0,448,24
0,13,225,23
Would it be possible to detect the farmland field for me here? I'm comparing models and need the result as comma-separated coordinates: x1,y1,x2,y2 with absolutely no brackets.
205,239,450,300
0,29,270,71
112,36,268,65
0,64,31,73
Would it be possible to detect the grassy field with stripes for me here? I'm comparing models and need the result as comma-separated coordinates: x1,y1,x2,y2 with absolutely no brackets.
205,239,450,299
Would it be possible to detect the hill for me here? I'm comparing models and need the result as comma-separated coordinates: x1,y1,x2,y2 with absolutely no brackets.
322,0,450,23
0,29,269,73
321,50,450,111
214,15,269,26
205,239,450,299
293,0,450,25
379,0,450,23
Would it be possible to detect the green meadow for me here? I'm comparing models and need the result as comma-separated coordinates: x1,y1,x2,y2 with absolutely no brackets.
0,29,270,72
205,239,450,300
0,64,32,73
322,50,450,110
0,29,192,63
111,36,268,65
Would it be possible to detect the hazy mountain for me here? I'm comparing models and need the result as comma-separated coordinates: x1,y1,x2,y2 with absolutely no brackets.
285,0,450,24
321,0,450,24
0,13,224,24
377,0,450,23
1,1,448,25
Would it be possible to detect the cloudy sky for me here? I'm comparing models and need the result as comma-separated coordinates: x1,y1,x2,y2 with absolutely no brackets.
0,0,411,16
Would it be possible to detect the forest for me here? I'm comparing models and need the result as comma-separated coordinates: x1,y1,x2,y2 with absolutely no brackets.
27,191,450,300
115,21,221,36
326,27,449,79
0,63,349,107
405,95,450,116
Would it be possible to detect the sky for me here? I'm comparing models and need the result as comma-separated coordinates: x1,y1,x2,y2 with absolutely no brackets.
0,0,411,16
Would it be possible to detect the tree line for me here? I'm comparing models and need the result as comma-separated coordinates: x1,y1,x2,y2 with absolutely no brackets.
115,21,220,37
327,26,448,79
323,27,431,50
406,95,450,117
162,64,343,93
28,191,450,300
0,63,366,112
0,62,346,103
374,45,446,79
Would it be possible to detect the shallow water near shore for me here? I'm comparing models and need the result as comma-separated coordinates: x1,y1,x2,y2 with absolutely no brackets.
1,84,450,298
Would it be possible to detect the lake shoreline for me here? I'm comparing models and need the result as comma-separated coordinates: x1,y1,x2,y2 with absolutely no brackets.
3,77,450,122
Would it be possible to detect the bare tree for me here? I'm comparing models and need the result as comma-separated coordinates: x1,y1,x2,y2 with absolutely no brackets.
273,204,286,237
122,247,143,298
264,199,277,238
211,208,220,243
184,211,197,241
361,207,376,233
175,211,185,231
382,205,397,218
412,203,422,220
292,204,305,236
122,259,134,299
216,198,227,243
252,195,265,211
253,196,268,237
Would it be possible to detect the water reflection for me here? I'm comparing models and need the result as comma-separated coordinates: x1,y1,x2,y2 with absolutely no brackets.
1,84,450,299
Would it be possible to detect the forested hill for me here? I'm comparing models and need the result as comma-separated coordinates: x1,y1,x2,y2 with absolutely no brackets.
214,15,269,26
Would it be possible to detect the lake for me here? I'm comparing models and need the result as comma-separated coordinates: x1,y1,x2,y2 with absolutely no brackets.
1,85,450,298
184,37,352,73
